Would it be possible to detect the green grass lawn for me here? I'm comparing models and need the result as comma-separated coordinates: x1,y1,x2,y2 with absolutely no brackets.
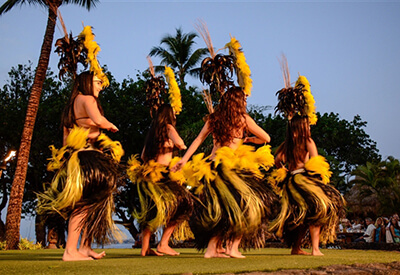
1,248,400,275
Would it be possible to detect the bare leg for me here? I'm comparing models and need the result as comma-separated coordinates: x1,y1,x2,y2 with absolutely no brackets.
141,229,163,256
227,236,245,258
157,223,180,256
62,212,92,261
204,236,230,258
78,229,106,259
309,225,324,256
291,226,311,255
217,242,226,254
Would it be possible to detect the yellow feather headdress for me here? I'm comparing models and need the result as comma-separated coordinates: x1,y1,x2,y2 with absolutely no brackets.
164,66,182,115
225,37,253,97
144,57,183,116
275,55,317,125
78,26,109,88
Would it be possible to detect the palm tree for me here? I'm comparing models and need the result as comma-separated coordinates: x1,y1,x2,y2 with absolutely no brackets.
149,27,208,89
347,157,400,217
0,0,98,250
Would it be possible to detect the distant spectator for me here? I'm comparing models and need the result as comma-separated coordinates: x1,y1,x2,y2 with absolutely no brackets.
352,218,364,232
355,218,375,243
389,216,400,243
344,219,353,232
372,217,385,242
386,215,400,243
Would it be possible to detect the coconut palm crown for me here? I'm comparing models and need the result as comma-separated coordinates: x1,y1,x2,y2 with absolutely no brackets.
149,27,208,89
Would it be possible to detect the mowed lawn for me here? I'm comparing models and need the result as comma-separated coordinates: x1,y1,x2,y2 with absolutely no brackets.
1,248,400,275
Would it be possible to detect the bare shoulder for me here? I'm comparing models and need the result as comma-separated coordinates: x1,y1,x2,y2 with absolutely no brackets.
306,138,318,157
76,94,96,104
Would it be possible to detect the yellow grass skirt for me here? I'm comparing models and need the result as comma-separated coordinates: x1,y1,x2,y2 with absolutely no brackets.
183,144,277,250
268,156,346,246
37,126,124,245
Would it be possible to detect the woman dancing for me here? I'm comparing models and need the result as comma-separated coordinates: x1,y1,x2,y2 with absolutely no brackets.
269,71,345,256
127,63,193,256
172,86,274,258
38,71,124,261
128,104,193,256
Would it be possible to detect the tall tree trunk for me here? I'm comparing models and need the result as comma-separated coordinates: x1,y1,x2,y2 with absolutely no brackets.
5,6,58,250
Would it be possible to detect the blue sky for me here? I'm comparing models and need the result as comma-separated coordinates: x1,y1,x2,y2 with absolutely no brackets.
1,0,399,164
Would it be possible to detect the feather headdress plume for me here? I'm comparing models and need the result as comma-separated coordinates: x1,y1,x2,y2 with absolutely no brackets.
52,5,87,80
78,26,109,88
164,66,182,115
195,19,235,97
275,54,317,124
145,56,167,117
295,75,317,125
225,36,253,97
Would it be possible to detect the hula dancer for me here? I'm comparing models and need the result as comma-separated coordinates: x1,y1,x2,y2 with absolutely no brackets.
269,56,345,256
38,26,124,261
172,86,275,258
127,63,193,256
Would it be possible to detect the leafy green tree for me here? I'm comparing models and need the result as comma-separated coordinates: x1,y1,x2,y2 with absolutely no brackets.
312,113,381,191
348,156,400,217
0,0,99,249
149,27,209,89
0,62,69,244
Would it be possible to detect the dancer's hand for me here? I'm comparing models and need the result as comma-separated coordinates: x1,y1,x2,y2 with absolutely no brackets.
243,136,253,143
109,123,119,132
171,160,185,172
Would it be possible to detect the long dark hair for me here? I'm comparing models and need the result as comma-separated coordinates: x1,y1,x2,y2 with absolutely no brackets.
142,104,176,162
275,114,311,171
208,86,247,146
61,71,104,129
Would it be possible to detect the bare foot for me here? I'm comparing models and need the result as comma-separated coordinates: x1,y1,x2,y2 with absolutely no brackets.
63,250,93,261
156,244,180,256
228,251,246,258
204,252,230,258
217,247,226,254
142,248,164,256
312,250,324,256
79,248,106,259
291,249,311,255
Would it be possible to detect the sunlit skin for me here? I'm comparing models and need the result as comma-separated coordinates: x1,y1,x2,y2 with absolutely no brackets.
62,74,119,261
63,76,118,146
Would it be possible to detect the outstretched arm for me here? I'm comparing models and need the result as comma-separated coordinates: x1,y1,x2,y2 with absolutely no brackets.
243,114,271,144
167,124,186,150
171,121,211,171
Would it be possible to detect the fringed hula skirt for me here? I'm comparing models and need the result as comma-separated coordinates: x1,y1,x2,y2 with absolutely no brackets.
183,144,278,250
127,157,194,241
268,155,346,246
37,126,124,246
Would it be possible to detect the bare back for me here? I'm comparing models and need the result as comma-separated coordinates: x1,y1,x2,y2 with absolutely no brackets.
144,124,186,166
275,138,318,171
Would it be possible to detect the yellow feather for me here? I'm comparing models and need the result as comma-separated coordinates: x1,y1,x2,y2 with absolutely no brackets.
79,26,110,88
295,75,317,125
225,37,252,96
304,155,332,184
164,66,182,114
